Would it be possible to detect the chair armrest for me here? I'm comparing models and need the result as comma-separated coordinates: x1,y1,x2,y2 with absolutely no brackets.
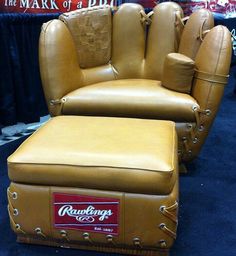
182,26,232,162
192,25,231,112
39,19,83,116
162,53,195,94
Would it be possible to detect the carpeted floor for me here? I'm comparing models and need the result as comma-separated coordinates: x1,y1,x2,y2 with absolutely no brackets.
1,69,236,256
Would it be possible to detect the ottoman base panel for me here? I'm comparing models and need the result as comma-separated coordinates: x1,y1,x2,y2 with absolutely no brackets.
8,182,178,255
17,235,169,256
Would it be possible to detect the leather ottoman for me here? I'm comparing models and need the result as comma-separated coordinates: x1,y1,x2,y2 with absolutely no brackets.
7,116,179,256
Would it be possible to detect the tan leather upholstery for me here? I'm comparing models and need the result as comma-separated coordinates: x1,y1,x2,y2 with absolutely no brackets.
8,116,178,255
8,116,177,195
60,6,112,68
162,53,195,94
144,2,184,80
178,8,214,60
189,25,232,159
39,3,232,162
112,3,145,79
62,80,199,121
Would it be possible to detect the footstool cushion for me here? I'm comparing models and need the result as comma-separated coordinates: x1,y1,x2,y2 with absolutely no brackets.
7,116,179,256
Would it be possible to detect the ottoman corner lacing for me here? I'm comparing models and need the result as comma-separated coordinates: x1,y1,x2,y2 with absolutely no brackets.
159,201,178,239
159,223,177,240
159,201,178,224
7,187,47,238
7,188,26,235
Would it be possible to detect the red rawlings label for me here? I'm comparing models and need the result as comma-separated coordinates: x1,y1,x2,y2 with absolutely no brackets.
53,193,120,235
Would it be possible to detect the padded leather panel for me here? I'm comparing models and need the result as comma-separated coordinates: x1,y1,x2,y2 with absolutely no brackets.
62,79,199,122
82,64,116,86
144,2,183,80
39,19,84,116
8,116,177,195
8,181,178,249
112,3,145,79
162,53,195,93
59,6,112,68
178,8,214,60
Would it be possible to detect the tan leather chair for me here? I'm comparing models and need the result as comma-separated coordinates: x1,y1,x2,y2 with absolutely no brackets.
39,2,232,162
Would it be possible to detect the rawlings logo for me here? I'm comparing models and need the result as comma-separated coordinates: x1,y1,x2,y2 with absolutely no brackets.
58,205,113,223
53,193,119,235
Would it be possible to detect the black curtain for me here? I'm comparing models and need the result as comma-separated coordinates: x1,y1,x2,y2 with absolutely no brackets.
0,13,59,127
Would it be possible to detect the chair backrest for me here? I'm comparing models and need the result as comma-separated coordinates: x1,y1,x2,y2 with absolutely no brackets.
39,2,230,118
59,6,112,69
58,3,184,83
58,3,216,84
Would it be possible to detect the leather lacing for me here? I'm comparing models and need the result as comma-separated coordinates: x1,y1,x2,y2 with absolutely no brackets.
35,227,47,238
184,69,229,153
181,106,211,155
7,188,47,238
7,187,18,199
7,188,26,235
60,231,117,245
159,223,176,240
140,10,154,25
50,98,66,113
175,14,210,40
198,19,210,41
50,98,66,106
194,70,229,85
192,106,211,129
7,205,26,235
160,201,178,224
159,201,178,239
187,124,198,144
182,137,191,154
198,29,210,41
140,9,190,27
175,12,189,27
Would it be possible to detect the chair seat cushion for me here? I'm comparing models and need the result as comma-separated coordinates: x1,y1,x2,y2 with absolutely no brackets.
8,116,177,195
62,79,199,122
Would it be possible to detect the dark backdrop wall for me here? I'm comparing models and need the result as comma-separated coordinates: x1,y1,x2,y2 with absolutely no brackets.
0,14,58,127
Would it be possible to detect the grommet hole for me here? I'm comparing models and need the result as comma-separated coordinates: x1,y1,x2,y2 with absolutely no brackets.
35,227,42,234
159,239,167,248
159,206,165,212
198,125,204,131
13,209,19,216
12,192,18,200
15,224,20,230
133,237,142,248
159,223,166,229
